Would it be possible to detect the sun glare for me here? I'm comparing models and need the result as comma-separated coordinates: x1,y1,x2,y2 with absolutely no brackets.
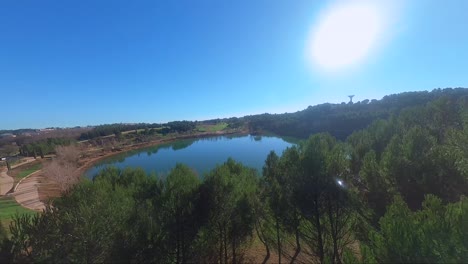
308,2,382,72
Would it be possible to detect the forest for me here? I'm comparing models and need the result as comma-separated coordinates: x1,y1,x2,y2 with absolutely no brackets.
245,88,468,140
78,121,198,140
0,90,467,263
18,138,75,159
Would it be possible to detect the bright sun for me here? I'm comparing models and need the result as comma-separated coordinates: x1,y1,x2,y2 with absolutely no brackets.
308,2,382,71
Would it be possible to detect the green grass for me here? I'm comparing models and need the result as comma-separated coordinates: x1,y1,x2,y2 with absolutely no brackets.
16,163,42,179
0,197,37,227
196,122,228,132
0,197,37,236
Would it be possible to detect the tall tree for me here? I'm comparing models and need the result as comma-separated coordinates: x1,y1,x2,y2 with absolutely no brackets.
360,150,392,221
162,164,201,263
200,158,257,264
277,146,303,263
262,151,285,263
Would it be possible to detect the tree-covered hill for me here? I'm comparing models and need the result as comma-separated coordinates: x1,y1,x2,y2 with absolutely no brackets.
245,88,468,139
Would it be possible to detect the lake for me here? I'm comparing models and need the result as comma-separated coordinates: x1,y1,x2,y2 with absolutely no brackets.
85,134,295,178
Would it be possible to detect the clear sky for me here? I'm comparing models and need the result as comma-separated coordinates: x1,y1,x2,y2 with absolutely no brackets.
1,0,468,129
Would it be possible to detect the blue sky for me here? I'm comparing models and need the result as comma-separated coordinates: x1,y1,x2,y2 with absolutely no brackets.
1,0,468,129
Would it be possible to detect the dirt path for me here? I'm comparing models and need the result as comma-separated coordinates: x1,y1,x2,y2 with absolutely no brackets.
11,157,37,169
9,164,59,212
13,170,46,211
0,167,14,195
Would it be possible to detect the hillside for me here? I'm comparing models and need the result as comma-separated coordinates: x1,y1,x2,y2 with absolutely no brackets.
244,88,468,139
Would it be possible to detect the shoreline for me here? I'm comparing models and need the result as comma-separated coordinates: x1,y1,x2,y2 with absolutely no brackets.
76,129,249,177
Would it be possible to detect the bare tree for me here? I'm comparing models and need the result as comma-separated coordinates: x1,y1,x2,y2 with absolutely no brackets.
55,145,81,164
44,145,81,192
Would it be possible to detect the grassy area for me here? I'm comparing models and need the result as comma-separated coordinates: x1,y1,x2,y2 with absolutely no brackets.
16,163,42,179
196,122,228,132
0,197,37,230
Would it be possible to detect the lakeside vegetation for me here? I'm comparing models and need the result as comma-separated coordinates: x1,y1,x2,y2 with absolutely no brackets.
1,88,467,262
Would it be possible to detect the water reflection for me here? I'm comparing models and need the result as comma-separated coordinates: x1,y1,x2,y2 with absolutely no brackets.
86,134,294,179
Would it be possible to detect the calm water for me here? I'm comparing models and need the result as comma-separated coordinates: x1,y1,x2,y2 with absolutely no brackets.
85,134,294,178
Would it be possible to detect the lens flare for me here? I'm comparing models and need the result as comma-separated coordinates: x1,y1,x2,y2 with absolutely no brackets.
308,2,382,72
335,177,347,189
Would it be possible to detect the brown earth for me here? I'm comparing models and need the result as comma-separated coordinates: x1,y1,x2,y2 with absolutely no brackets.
0,167,14,195
9,169,61,212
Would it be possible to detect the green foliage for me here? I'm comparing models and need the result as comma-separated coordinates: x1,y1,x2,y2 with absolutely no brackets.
369,195,468,263
359,150,391,221
293,134,358,263
7,168,154,263
0,222,7,241
200,158,258,263
79,121,201,140
14,181,135,262
166,121,197,133
0,222,13,263
5,161,259,263
262,150,289,263
79,123,163,140
344,92,468,216
162,164,201,263
20,137,74,157
247,88,468,140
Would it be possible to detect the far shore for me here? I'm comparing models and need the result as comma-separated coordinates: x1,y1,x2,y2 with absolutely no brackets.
75,129,249,178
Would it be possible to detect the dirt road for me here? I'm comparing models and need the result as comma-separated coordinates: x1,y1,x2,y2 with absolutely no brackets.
13,170,46,211
0,167,14,195
11,157,38,169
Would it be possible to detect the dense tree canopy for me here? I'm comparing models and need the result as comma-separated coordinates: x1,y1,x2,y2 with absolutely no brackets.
245,88,468,140
19,137,74,158
78,123,163,140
